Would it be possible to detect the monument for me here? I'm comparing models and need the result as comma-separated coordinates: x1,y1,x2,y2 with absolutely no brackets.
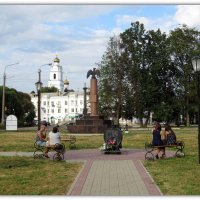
67,68,111,133
87,68,100,116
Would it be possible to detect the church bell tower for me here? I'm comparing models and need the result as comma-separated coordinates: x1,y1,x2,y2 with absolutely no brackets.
48,55,64,93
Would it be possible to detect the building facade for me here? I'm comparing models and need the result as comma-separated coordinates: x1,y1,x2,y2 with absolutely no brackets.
31,56,90,124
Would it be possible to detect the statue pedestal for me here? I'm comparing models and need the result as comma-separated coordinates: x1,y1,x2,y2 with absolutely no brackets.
67,115,112,133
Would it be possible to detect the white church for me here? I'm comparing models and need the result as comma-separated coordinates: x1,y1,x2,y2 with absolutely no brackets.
30,56,90,125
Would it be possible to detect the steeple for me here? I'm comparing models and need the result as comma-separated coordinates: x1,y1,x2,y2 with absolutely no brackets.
48,55,64,93
54,54,60,63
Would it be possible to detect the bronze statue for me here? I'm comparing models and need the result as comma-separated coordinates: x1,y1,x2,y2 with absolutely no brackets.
87,68,100,79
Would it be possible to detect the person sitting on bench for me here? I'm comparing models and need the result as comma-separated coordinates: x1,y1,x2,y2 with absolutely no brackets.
164,123,177,145
152,122,165,159
35,121,48,147
45,126,61,158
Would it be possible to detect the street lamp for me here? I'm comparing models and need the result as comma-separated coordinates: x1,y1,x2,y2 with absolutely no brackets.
1,63,19,126
35,69,43,131
192,56,200,164
35,63,51,130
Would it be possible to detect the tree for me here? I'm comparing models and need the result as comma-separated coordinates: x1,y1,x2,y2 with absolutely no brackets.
98,36,126,125
98,22,200,127
168,25,200,126
120,21,148,126
40,86,58,93
0,86,35,126
120,22,175,126
24,110,36,126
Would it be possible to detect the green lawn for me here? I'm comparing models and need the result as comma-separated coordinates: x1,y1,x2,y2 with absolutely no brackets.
0,129,152,151
144,128,200,195
0,156,83,195
1,127,200,195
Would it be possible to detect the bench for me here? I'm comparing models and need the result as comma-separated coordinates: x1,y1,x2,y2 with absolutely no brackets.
145,141,185,160
61,135,76,149
33,142,65,161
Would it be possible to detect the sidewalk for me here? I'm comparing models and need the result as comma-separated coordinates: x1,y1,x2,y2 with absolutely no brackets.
0,149,163,196
66,149,163,196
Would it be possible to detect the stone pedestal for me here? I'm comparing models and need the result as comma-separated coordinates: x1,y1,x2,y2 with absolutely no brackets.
67,116,112,133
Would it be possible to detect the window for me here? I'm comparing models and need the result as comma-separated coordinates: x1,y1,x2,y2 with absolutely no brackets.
80,100,83,105
80,108,83,112
71,108,74,112
48,109,49,113
43,101,46,106
47,101,49,106
75,100,77,105
53,74,56,79
65,101,67,105
76,108,77,112
58,109,61,113
57,101,61,107
51,109,54,113
51,101,55,107
71,100,74,105
65,109,68,113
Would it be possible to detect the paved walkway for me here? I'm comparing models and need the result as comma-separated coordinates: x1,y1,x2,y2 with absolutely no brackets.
0,149,166,196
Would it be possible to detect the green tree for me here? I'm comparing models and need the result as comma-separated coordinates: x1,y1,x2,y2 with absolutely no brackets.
120,21,148,126
120,22,174,126
40,86,58,93
0,86,35,126
98,36,126,125
168,25,200,126
98,22,200,127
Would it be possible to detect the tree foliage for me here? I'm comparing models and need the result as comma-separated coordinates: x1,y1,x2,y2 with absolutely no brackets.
40,86,58,93
98,22,200,127
0,86,35,126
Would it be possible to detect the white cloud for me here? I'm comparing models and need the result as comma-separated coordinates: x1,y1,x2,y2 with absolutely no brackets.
116,14,151,28
115,13,177,35
2,5,200,93
174,5,200,28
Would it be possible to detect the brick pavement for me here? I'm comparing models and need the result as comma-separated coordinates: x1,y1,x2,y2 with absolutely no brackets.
65,149,164,196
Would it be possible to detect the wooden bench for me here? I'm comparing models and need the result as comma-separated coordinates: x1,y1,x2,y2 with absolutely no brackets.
61,135,76,149
144,141,185,160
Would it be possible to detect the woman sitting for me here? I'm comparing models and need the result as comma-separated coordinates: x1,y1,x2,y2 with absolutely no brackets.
44,126,61,158
164,123,177,145
152,122,165,159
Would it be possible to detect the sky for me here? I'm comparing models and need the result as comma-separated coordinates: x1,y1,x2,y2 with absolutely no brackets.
0,4,200,93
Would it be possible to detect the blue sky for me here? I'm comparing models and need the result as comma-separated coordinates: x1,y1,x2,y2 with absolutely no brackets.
0,4,200,93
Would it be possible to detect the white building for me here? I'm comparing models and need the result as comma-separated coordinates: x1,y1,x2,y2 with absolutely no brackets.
31,56,90,124
48,56,64,93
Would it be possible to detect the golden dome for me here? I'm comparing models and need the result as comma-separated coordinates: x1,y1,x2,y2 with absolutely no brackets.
54,56,60,63
64,79,69,85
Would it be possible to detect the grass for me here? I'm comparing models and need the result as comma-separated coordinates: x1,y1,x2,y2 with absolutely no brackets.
0,129,152,151
1,127,200,195
144,128,200,195
0,156,83,195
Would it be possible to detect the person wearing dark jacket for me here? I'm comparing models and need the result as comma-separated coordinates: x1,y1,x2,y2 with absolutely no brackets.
152,122,165,159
